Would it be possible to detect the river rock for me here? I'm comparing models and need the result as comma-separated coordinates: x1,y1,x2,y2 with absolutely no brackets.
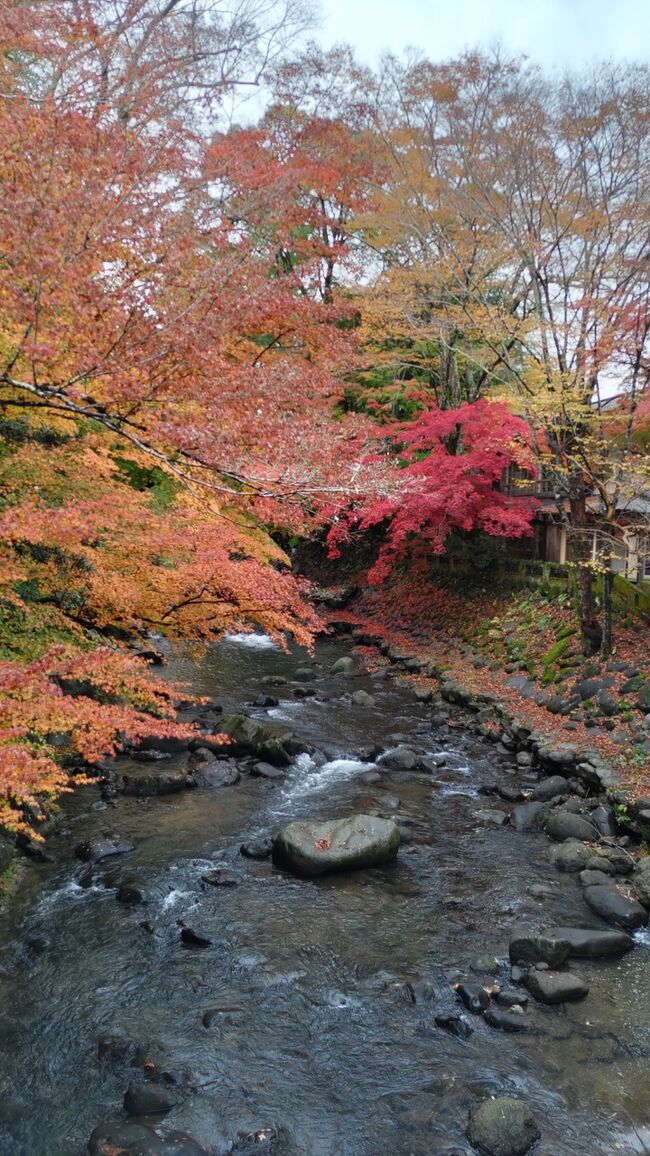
312,583,356,609
632,860,650,908
218,715,306,765
180,926,212,948
511,802,548,832
87,1121,208,1155
271,815,400,877
495,989,528,1009
240,838,272,860
188,760,240,788
123,1082,180,1116
590,805,617,837
116,880,148,905
543,926,633,958
435,1013,473,1039
544,811,600,842
330,656,360,677
86,1121,161,1153
474,808,509,827
508,929,570,967
582,884,649,930
579,868,612,887
467,1096,541,1156
293,667,317,682
75,835,135,863
201,868,239,887
377,746,422,772
524,970,589,1004
351,689,376,707
456,982,490,1013
530,776,570,802
597,845,635,875
251,694,279,708
250,762,285,780
484,1008,530,1032
122,770,188,797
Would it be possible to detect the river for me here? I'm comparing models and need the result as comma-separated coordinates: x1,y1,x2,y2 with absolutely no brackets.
0,633,649,1155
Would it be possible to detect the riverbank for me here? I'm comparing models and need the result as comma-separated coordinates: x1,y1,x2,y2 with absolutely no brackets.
314,568,650,806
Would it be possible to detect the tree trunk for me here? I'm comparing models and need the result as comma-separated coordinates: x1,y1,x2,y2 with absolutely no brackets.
569,489,601,656
601,566,613,658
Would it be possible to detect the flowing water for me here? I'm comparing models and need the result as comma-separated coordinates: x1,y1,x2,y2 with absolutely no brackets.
1,634,649,1155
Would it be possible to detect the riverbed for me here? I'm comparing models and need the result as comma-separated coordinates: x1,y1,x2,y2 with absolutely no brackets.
0,634,649,1155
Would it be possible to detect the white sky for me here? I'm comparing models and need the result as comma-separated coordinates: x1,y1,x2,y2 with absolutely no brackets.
317,0,650,69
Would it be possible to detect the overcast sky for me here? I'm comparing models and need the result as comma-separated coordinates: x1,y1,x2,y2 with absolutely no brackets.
317,0,650,70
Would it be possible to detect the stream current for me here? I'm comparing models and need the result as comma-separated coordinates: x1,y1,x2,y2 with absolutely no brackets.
1,633,649,1155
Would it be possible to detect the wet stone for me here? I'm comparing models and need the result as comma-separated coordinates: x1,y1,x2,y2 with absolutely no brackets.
583,884,649,930
435,1013,473,1039
508,929,570,968
467,1097,541,1156
201,868,239,887
484,1007,530,1032
75,835,135,863
272,815,400,877
495,989,528,1009
579,869,612,888
524,969,589,1005
123,1082,180,1117
543,926,634,958
474,808,509,827
180,927,212,948
456,982,490,1014
116,880,148,905
511,802,548,832
544,811,600,842
530,775,570,802
251,762,285,780
240,839,272,860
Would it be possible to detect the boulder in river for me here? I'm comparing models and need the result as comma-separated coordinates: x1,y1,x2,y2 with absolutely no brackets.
188,760,240,788
201,868,239,887
116,879,148,905
87,1120,208,1154
377,746,424,772
467,1096,541,1156
524,969,589,1005
456,982,490,1014
75,835,135,863
350,689,376,707
530,776,570,802
240,838,272,860
582,883,648,930
435,1013,473,1039
510,802,548,833
508,929,570,968
484,1008,531,1033
250,762,285,780
271,814,400,877
180,926,212,948
219,715,306,765
122,770,189,797
542,926,633,958
632,858,650,908
123,1082,180,1116
330,656,362,677
544,811,600,842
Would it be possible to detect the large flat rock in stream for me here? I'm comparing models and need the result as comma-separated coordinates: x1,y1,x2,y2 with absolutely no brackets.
543,926,634,958
272,815,400,877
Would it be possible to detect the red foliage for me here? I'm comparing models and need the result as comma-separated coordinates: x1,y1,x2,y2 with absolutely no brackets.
328,399,539,580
